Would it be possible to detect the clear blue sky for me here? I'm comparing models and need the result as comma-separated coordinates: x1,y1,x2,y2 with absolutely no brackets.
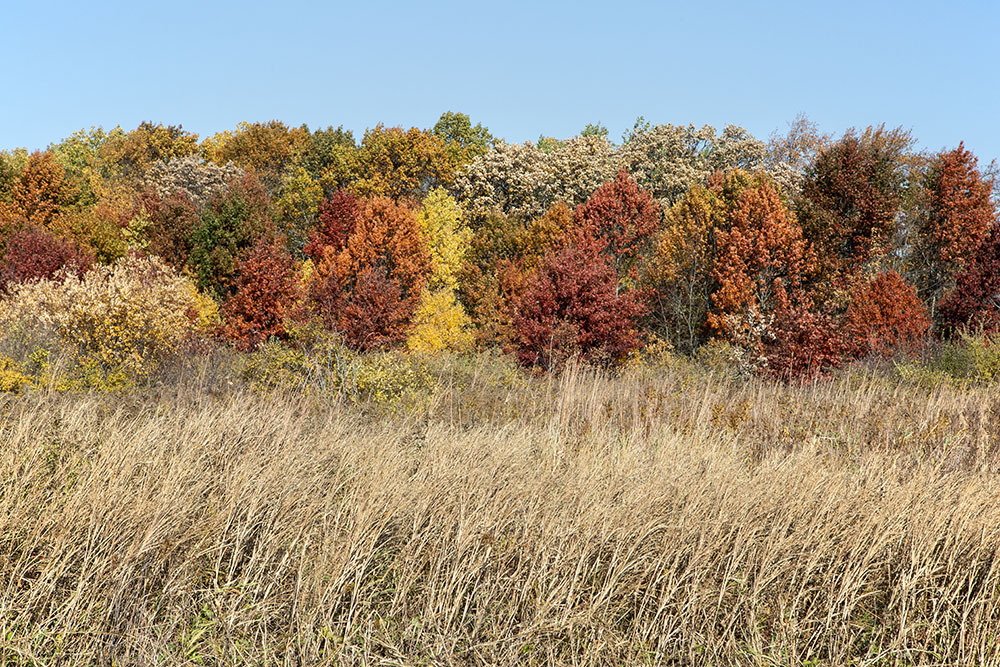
2,0,998,163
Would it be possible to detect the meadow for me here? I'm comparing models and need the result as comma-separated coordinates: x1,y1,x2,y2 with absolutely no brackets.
3,350,1000,666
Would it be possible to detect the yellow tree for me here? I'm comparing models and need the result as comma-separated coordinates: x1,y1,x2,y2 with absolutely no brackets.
407,188,475,352
349,125,455,200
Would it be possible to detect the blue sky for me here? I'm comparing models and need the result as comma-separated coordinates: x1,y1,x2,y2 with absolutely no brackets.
2,0,998,163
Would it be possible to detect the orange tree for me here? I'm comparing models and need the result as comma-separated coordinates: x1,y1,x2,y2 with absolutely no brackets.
307,196,430,350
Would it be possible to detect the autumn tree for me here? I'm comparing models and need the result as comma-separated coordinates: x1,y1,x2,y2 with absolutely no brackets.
645,185,726,353
133,188,202,271
143,155,244,209
201,120,310,193
99,122,200,182
405,188,475,353
456,211,528,347
302,125,356,182
0,225,93,291
571,169,660,281
618,120,767,205
308,197,431,350
188,174,274,299
303,189,361,262
0,151,72,228
344,125,455,201
797,125,913,280
938,225,1000,335
843,271,930,358
517,202,575,271
911,143,997,318
707,173,826,375
273,167,324,255
513,243,645,369
220,240,297,351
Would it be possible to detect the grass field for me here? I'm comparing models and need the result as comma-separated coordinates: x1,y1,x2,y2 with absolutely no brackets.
3,355,1000,665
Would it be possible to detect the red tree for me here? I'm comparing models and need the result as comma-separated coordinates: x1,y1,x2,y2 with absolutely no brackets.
303,189,360,262
513,243,645,369
220,241,297,351
798,127,910,277
307,196,430,349
844,271,930,358
916,143,997,314
0,225,93,290
571,169,660,280
938,225,1000,335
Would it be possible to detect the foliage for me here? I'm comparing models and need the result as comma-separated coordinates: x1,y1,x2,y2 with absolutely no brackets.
618,120,767,205
797,125,913,277
843,270,930,358
221,241,297,351
308,197,430,350
938,225,1000,335
143,155,244,208
453,136,616,222
417,188,471,291
518,202,575,271
201,120,310,193
304,189,360,261
0,255,211,384
406,288,474,354
302,125,356,182
273,167,324,254
911,143,997,316
0,225,93,291
513,243,644,368
571,168,660,280
134,189,202,270
188,173,274,299
0,151,72,227
99,122,200,182
432,111,493,165
645,185,726,353
346,125,455,200
707,173,817,369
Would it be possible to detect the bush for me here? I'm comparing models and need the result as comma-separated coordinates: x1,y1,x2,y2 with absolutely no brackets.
0,254,214,387
844,271,929,358
0,225,93,291
514,244,644,369
220,241,297,351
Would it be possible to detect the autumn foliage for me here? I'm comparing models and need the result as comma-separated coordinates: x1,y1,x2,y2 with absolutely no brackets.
0,225,93,291
844,271,930,358
220,241,297,351
514,244,644,369
1,115,998,383
308,197,430,350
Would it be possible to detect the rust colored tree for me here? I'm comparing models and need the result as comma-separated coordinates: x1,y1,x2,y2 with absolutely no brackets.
303,189,360,262
844,271,929,358
913,143,997,317
798,126,911,280
308,197,431,350
513,243,645,369
220,241,297,351
0,151,72,228
571,169,660,280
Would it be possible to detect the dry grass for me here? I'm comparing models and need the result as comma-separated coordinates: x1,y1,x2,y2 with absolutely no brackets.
3,358,1000,665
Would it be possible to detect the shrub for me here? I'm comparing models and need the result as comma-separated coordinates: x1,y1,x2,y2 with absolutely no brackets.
844,271,930,358
0,255,212,386
0,225,93,291
220,241,297,351
939,225,1000,336
513,244,644,369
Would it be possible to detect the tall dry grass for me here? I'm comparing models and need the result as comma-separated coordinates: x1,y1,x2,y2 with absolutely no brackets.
3,359,1000,665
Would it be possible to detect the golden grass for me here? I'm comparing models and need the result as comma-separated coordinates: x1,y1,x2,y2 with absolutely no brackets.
3,359,1000,665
